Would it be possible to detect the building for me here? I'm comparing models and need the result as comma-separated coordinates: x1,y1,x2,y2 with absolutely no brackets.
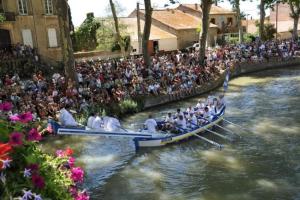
0,0,72,64
127,3,237,54
269,3,300,39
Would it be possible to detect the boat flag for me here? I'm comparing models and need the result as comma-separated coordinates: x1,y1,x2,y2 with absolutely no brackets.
223,63,230,92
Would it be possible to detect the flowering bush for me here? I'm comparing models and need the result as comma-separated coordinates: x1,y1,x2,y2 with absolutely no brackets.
0,102,89,200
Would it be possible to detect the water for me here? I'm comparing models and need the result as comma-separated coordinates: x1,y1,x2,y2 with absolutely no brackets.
41,66,300,200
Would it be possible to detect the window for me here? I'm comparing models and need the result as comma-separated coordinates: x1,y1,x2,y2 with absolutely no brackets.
210,18,216,24
44,0,53,15
227,17,233,25
18,0,28,15
0,0,4,13
22,29,33,47
48,28,58,47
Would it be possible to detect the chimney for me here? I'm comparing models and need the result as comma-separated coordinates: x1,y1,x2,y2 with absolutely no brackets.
86,12,94,18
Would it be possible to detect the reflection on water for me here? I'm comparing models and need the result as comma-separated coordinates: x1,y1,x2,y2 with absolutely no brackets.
43,67,300,200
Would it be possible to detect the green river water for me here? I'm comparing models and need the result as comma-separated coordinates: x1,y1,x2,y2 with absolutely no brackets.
42,66,300,200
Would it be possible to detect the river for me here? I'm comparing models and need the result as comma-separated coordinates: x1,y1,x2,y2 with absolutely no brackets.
42,66,300,200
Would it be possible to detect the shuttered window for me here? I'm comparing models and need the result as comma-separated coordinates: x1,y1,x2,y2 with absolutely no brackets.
22,29,33,47
18,0,28,15
44,0,53,15
48,28,58,47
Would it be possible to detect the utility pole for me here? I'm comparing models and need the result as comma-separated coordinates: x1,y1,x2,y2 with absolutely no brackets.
137,2,142,54
275,2,279,40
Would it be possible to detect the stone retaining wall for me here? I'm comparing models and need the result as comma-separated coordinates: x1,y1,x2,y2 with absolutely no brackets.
143,57,300,109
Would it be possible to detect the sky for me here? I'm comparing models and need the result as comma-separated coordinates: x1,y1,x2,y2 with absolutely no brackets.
69,0,267,27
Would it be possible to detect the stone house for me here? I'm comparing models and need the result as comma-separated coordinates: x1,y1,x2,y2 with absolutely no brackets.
127,4,237,54
0,0,72,64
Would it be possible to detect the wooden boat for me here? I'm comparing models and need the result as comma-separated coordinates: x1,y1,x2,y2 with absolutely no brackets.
133,106,226,150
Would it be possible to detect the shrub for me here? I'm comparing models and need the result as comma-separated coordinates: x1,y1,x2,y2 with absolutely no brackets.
118,99,138,115
0,102,89,200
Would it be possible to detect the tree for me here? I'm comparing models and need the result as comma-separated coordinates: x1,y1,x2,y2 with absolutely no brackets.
143,0,153,68
199,0,213,65
256,21,276,40
259,0,277,41
55,0,77,82
109,0,126,55
230,0,243,43
287,0,300,41
73,13,100,51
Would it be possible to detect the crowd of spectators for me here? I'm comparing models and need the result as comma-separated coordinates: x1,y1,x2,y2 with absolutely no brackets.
0,43,38,61
0,39,298,120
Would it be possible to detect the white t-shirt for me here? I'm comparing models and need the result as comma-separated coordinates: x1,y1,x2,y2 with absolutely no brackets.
87,116,95,129
144,119,157,133
59,108,77,126
92,116,103,130
106,117,121,132
176,118,187,129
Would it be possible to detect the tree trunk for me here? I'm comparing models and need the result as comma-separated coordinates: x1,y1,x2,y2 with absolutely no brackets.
199,0,212,65
259,0,265,41
143,0,152,68
109,0,125,56
292,15,299,41
56,0,77,83
235,0,243,43
289,2,300,41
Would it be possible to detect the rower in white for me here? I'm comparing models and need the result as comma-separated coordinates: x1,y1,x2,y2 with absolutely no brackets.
188,113,198,128
87,112,96,129
59,104,78,127
91,114,103,130
175,115,187,129
106,116,121,132
144,114,158,133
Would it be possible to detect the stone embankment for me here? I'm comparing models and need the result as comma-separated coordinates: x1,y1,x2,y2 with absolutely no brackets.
143,57,300,109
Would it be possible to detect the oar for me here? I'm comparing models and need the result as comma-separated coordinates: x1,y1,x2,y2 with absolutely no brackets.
189,122,232,141
198,116,241,138
192,133,224,149
213,123,241,138
220,117,253,133
176,125,223,149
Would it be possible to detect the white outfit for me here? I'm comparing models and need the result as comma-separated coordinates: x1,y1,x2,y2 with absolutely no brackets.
106,117,121,131
165,115,174,123
176,118,187,129
189,115,198,128
144,119,157,133
87,116,95,129
59,108,77,126
91,116,103,130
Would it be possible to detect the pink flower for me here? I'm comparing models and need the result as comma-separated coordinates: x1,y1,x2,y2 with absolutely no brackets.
9,132,23,146
71,167,84,183
68,157,76,168
17,112,33,123
46,124,53,134
75,191,89,200
0,102,13,112
27,128,42,142
56,150,64,157
69,186,78,198
31,174,45,189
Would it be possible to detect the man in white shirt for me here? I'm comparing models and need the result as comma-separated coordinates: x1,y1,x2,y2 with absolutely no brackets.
188,113,198,128
144,115,157,133
106,117,121,132
87,113,96,129
92,114,103,130
175,115,187,130
59,105,78,127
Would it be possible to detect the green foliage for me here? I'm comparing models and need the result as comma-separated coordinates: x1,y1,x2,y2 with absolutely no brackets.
255,22,276,40
0,14,5,23
73,15,101,51
118,99,138,114
228,37,239,44
243,33,256,43
96,19,129,51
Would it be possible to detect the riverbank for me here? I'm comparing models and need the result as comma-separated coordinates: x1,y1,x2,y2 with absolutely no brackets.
142,57,300,109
